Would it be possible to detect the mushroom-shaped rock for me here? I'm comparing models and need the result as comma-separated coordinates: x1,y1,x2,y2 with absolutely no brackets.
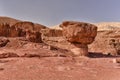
60,21,97,56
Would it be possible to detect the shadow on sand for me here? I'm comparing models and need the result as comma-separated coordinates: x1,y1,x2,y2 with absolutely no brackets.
88,52,120,58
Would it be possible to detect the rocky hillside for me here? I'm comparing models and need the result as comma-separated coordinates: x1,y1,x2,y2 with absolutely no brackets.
0,16,47,29
95,22,120,31
0,16,48,42
51,22,120,31
0,16,20,26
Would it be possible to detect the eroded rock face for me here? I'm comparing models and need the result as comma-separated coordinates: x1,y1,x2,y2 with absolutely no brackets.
13,21,47,32
0,37,9,47
60,21,97,56
0,23,10,37
34,23,48,32
26,30,42,43
109,39,120,55
12,21,47,42
60,21,97,44
89,30,120,56
41,29,63,42
0,23,23,37
70,43,88,56
41,29,63,37
0,21,47,43
13,21,34,31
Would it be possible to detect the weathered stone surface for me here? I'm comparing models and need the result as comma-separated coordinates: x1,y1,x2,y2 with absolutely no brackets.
70,43,88,56
60,21,97,44
0,16,20,26
0,23,22,37
0,23,10,37
0,37,9,47
89,30,120,56
12,21,48,38
34,23,48,32
13,21,34,31
9,26,22,37
13,21,47,32
0,21,47,43
0,17,48,38
60,21,97,56
41,29,63,42
41,29,63,37
108,39,120,55
26,30,42,43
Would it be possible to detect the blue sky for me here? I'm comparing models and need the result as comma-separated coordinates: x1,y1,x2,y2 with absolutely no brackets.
0,0,120,26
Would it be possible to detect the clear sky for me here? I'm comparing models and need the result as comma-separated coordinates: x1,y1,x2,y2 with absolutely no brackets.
0,0,120,26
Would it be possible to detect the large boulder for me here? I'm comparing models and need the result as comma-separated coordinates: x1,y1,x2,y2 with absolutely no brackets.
60,21,97,44
60,21,97,56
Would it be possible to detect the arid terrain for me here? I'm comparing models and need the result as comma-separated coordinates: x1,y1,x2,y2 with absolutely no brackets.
0,16,120,80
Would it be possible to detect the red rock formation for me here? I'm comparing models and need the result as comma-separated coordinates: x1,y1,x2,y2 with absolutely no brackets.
89,30,120,56
26,30,42,43
0,17,48,43
12,21,48,39
0,37,9,47
13,21,34,31
0,23,10,37
41,29,63,37
34,23,47,32
0,16,20,26
0,23,21,37
60,21,97,44
60,21,97,56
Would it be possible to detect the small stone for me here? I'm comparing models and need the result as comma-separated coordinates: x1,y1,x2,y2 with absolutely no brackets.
112,59,117,63
0,68,4,71
112,58,120,63
43,46,49,49
116,59,120,63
